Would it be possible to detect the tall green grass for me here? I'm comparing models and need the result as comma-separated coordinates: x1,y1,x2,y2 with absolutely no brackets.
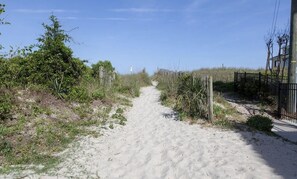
192,67,265,82
117,71,151,97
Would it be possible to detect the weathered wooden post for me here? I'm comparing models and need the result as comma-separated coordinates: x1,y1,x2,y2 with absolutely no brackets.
234,72,238,92
259,72,262,92
107,71,115,88
207,76,213,121
99,66,104,85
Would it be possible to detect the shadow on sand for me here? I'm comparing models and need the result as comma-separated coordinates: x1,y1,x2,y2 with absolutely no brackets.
162,112,180,121
236,130,297,178
224,92,297,177
161,93,297,177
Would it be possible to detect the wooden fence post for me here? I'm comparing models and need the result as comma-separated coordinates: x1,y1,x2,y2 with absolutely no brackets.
259,72,262,92
99,66,104,85
207,76,213,121
234,72,238,92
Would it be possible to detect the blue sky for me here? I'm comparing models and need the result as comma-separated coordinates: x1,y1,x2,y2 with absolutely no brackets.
0,0,291,74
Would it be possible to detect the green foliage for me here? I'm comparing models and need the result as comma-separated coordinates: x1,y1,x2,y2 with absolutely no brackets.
213,119,234,129
92,89,105,100
0,90,13,121
0,141,12,156
26,16,86,94
246,115,273,132
91,60,115,79
0,114,101,167
112,113,126,121
0,4,9,26
237,78,260,98
0,15,86,96
117,71,151,97
160,91,168,103
112,109,127,125
213,81,233,92
0,4,5,16
0,4,10,51
213,103,235,119
66,86,90,103
193,67,265,82
116,108,124,114
109,123,114,129
0,57,24,88
175,74,207,119
155,73,178,95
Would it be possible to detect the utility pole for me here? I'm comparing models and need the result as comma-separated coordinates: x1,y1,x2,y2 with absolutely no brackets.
287,0,297,113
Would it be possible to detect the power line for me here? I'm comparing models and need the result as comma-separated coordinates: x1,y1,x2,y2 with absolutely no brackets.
273,0,281,34
270,0,277,35
270,0,281,36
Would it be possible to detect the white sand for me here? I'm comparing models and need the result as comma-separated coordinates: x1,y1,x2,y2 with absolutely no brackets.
6,85,297,178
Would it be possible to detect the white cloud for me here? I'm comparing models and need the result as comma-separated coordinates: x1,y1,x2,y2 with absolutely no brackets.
87,17,129,21
60,16,79,20
110,8,175,13
14,9,79,13
59,17,152,22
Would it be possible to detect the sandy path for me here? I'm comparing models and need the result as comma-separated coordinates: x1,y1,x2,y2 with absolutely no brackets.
25,85,297,178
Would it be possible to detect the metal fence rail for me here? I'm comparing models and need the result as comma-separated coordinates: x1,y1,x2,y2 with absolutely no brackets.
278,83,297,123
234,72,296,123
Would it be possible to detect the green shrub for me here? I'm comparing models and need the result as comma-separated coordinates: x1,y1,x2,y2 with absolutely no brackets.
116,108,124,114
0,141,12,155
213,119,234,129
160,91,168,103
66,86,90,103
213,81,233,92
214,104,225,119
112,113,126,121
246,115,273,132
91,60,115,79
0,91,13,121
117,71,151,97
175,74,207,119
92,89,105,100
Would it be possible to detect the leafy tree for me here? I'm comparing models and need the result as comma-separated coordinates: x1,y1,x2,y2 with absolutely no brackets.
27,15,86,94
91,60,115,79
0,4,9,26
0,4,10,50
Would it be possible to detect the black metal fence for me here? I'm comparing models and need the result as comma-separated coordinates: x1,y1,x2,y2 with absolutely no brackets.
278,83,297,123
234,72,280,97
234,72,297,123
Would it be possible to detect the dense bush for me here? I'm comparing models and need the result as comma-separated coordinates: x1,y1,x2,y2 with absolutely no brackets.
237,78,260,98
246,115,273,132
213,81,233,92
0,15,86,94
160,91,168,103
0,90,13,121
175,74,207,119
92,89,105,100
28,16,86,92
91,61,115,79
66,86,90,103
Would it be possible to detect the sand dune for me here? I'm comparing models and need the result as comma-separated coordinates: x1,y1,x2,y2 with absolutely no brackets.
11,85,297,178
